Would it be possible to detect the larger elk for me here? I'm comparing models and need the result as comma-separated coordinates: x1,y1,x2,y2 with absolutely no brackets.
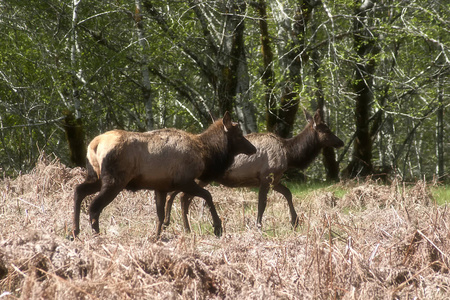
72,112,256,238
165,109,344,232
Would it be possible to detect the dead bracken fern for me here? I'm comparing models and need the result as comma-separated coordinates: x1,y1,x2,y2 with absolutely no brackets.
0,156,449,299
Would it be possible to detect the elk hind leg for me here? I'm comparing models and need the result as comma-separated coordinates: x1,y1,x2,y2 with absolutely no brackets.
256,182,271,228
73,180,101,238
163,191,180,227
274,183,299,228
88,179,124,234
180,193,195,233
181,182,222,237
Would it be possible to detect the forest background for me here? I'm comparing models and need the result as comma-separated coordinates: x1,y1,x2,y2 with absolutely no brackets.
1,0,448,182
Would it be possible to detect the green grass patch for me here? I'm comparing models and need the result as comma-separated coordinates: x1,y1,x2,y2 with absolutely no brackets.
285,181,328,197
287,181,450,206
430,185,450,205
286,181,349,199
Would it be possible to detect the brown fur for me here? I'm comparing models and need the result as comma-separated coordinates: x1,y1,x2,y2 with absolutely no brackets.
165,109,344,231
72,112,256,238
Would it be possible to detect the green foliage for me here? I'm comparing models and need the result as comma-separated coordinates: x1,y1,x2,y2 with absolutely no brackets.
0,0,448,181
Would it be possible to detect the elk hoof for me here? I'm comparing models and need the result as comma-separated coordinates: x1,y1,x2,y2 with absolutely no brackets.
90,219,100,234
69,229,79,241
292,215,300,229
214,226,223,237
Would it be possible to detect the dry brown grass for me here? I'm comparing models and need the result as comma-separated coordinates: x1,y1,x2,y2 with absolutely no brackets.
1,156,449,299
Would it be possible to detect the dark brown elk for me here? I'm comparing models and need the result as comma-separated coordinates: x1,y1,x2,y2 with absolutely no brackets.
164,109,344,232
72,112,256,238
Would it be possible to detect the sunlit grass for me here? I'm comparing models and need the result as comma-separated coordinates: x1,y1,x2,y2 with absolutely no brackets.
286,181,349,199
288,181,450,206
430,184,450,205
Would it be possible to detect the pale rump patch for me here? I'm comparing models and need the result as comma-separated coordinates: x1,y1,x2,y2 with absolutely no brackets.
87,130,124,178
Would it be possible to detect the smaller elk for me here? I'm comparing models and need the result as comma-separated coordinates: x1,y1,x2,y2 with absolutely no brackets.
72,112,256,238
165,109,344,232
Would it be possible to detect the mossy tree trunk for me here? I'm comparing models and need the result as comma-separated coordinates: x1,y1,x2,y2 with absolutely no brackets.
254,0,277,133
270,0,313,138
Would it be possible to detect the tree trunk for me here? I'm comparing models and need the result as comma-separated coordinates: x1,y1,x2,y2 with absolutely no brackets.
436,72,444,181
270,0,312,138
68,0,85,167
344,0,377,178
310,14,340,182
135,0,154,130
315,92,340,182
235,61,257,134
64,111,86,167
254,0,277,132
71,0,82,120
215,0,247,117
233,2,257,134
436,4,446,183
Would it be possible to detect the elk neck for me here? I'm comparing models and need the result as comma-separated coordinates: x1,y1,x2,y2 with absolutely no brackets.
197,120,234,181
284,125,323,170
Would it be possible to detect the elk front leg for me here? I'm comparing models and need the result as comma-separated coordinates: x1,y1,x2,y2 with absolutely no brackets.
155,190,168,237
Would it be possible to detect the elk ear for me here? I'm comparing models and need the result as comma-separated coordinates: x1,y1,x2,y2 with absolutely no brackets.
222,111,232,132
304,109,314,125
314,109,322,125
